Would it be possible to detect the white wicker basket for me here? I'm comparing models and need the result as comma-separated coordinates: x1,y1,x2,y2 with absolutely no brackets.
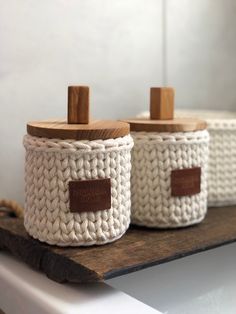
23,134,133,246
139,109,236,207
131,130,209,228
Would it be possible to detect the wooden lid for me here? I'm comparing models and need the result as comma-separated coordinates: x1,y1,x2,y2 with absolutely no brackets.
123,87,207,132
27,86,130,140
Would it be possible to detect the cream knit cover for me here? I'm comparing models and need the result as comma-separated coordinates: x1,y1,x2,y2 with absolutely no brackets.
177,111,236,207
23,134,133,246
138,110,236,207
131,130,209,228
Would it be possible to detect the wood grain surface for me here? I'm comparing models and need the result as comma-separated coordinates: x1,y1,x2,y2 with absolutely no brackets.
27,119,130,140
122,117,207,133
150,87,174,120
68,86,90,124
27,85,130,140
124,87,207,132
0,206,235,283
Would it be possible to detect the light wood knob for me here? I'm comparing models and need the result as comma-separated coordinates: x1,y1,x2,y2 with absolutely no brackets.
68,86,90,124
150,87,174,120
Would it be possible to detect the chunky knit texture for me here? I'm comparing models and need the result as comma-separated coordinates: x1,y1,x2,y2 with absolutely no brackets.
23,134,133,246
208,128,236,206
138,110,236,207
131,130,209,228
176,111,236,206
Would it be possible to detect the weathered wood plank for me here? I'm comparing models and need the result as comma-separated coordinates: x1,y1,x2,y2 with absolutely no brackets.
0,206,236,283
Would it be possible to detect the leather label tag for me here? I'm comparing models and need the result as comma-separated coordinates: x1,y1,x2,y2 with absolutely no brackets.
69,178,111,213
171,167,201,197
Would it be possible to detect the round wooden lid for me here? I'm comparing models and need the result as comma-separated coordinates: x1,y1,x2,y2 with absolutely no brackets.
123,87,207,132
27,86,130,140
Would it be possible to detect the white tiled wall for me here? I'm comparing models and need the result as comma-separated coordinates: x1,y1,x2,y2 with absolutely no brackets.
0,0,236,203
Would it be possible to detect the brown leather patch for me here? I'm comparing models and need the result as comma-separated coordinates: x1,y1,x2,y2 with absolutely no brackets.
69,178,111,213
171,167,201,197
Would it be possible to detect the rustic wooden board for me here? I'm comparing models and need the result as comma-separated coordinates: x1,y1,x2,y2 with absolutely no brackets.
0,206,236,284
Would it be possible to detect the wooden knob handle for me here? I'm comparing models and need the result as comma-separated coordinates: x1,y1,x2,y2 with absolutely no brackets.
68,86,90,124
150,87,174,120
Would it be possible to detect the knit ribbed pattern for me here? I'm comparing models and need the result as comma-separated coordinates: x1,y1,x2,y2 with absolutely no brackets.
174,110,236,206
137,110,236,207
207,128,236,206
131,130,209,228
23,134,133,246
176,111,236,206
175,110,236,206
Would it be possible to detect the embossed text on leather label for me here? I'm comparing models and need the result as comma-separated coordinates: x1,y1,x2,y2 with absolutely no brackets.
69,178,111,213
171,167,201,197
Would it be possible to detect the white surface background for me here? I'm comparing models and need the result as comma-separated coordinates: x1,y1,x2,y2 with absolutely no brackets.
108,243,236,314
0,0,236,203
1,242,236,314
0,252,160,314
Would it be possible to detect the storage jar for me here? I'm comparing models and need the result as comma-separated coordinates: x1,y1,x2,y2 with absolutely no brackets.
24,86,133,246
124,87,209,228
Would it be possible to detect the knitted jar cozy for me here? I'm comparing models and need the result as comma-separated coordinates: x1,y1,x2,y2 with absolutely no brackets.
130,130,209,228
176,110,236,207
138,109,236,207
23,134,133,246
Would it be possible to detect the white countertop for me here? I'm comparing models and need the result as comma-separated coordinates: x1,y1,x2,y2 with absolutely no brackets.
108,242,236,314
0,252,160,314
1,242,236,314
